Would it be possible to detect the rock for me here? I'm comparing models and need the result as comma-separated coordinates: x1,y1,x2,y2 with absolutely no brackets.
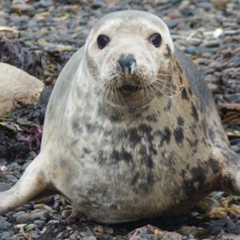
16,213,32,223
30,210,50,221
196,2,214,11
0,216,11,230
0,182,11,192
0,63,44,116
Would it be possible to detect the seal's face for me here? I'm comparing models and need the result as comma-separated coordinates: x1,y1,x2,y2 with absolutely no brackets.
84,11,175,108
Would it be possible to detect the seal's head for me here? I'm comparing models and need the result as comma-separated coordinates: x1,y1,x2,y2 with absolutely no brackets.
83,11,177,108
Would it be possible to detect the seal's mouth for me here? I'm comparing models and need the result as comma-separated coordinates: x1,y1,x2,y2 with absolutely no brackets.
117,85,141,94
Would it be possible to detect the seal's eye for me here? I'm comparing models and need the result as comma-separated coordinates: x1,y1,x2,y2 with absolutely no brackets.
149,33,162,48
97,35,109,49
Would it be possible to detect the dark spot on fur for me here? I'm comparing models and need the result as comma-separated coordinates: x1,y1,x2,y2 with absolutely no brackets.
175,60,183,74
131,172,139,186
208,157,221,174
112,149,132,163
146,115,158,122
146,156,154,168
129,128,141,147
160,127,171,145
83,147,91,154
208,128,216,143
177,116,184,126
188,88,192,96
181,169,186,178
164,99,172,111
94,150,106,163
201,120,208,136
191,165,206,184
164,44,172,58
181,88,189,100
154,130,161,136
110,204,118,210
174,127,184,144
86,123,97,133
201,136,208,146
72,119,82,133
146,173,154,187
156,91,163,98
186,138,199,154
191,104,199,121
139,124,152,134
131,171,155,193
179,75,183,84
59,158,66,167
183,164,206,196
110,112,122,122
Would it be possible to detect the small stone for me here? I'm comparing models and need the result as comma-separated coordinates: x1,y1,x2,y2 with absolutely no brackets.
61,209,72,218
25,223,36,231
211,0,229,8
16,213,32,224
21,161,31,171
129,236,142,240
81,237,97,240
226,220,236,231
104,226,114,234
197,2,214,11
0,216,11,230
178,0,191,12
0,166,8,172
31,230,41,240
33,220,45,226
31,210,50,221
48,219,60,224
70,230,79,239
166,19,180,29
0,183,11,192
93,225,105,235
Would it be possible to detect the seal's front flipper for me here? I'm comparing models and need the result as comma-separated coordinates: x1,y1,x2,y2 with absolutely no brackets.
219,149,240,195
0,154,56,215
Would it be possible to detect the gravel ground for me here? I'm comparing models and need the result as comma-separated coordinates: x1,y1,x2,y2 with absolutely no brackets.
0,0,240,239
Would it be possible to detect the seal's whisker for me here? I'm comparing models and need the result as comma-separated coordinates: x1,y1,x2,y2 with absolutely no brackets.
157,72,184,78
153,81,181,95
151,80,183,98
141,79,150,104
115,87,128,108
156,76,184,89
155,76,184,90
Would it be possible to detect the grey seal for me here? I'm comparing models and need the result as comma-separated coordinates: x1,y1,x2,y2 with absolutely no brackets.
0,10,239,223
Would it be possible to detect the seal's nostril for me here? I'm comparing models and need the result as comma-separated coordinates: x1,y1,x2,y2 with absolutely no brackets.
117,54,136,74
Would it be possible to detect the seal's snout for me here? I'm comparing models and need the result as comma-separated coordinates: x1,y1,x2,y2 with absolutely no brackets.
117,54,136,74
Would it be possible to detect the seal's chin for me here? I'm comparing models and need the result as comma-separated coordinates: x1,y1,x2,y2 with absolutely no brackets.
117,85,141,94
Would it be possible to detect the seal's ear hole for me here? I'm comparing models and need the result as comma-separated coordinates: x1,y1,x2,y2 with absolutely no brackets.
149,33,162,48
97,35,110,49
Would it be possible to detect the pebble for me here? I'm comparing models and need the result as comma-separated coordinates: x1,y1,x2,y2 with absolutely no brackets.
0,182,11,191
31,210,50,221
196,2,214,11
16,213,32,224
31,231,41,239
0,216,11,230
81,237,97,240
21,161,31,171
61,209,72,218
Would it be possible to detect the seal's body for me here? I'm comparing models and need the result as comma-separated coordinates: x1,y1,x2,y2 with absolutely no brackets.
0,11,239,223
